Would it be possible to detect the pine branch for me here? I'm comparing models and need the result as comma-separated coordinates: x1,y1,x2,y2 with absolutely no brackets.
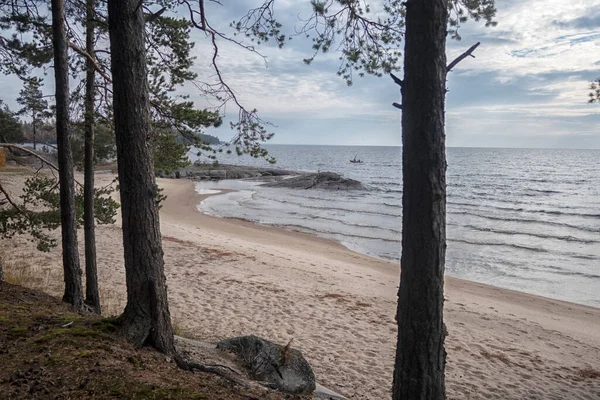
447,42,481,73
0,181,26,215
68,42,112,83
0,144,59,171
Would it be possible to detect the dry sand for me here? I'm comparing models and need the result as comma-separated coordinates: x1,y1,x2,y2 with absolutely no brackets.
1,170,599,399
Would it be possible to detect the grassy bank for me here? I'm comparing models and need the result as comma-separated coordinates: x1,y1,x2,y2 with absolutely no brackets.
0,282,298,400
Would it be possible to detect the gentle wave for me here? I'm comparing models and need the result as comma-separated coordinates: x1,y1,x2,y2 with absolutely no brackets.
448,200,600,219
274,223,401,243
448,210,600,233
448,238,598,261
254,196,402,218
304,214,403,235
460,224,599,244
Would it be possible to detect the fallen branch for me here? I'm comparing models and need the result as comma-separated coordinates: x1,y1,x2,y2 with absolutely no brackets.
447,42,480,73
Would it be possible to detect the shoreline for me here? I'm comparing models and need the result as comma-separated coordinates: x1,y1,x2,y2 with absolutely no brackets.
161,178,600,339
188,178,600,311
1,169,599,399
158,178,600,398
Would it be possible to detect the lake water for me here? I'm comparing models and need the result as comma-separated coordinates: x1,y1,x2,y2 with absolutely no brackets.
191,145,600,307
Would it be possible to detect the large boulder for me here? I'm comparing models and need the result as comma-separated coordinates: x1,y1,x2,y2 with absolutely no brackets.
217,335,316,395
263,172,366,190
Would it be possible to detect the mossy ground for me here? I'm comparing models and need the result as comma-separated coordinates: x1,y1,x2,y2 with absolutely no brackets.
0,282,298,400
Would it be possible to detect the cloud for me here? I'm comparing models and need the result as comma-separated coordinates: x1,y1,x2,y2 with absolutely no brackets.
552,6,600,29
2,0,599,148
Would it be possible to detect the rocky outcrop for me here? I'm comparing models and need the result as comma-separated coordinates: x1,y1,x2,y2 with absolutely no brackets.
217,335,316,395
157,163,298,180
263,172,366,190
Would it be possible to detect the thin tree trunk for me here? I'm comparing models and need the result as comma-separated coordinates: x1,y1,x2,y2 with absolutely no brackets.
83,0,100,314
51,0,84,310
392,0,449,398
32,117,36,150
107,0,176,354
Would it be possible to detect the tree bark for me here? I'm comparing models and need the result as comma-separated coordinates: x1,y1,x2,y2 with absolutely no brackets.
392,0,449,399
107,0,176,354
83,0,100,314
32,116,36,150
51,0,84,310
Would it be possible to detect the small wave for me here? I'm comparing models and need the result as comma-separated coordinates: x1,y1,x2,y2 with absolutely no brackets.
383,202,402,208
276,223,400,243
448,210,600,234
255,195,402,218
553,270,600,280
461,224,599,244
449,238,598,261
310,215,402,234
449,238,547,253
449,200,600,218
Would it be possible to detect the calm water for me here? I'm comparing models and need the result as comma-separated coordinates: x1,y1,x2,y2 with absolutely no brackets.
191,145,600,307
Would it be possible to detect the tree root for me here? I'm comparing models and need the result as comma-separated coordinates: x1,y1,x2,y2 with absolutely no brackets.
174,354,249,387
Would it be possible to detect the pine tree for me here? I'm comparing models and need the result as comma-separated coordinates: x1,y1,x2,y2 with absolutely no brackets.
107,0,176,353
16,77,49,150
51,0,85,310
0,101,24,143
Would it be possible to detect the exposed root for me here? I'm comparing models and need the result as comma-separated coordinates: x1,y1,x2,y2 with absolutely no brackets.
174,353,249,387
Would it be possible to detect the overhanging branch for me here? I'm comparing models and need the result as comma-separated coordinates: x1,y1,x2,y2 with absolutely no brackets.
0,144,59,171
68,42,112,82
0,181,26,214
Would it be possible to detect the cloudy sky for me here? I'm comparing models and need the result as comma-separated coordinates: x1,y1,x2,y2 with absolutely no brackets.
2,0,600,148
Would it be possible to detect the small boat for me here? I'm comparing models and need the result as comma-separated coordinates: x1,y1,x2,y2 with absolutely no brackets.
350,155,363,164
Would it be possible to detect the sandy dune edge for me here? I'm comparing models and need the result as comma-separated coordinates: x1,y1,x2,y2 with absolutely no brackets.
1,172,599,399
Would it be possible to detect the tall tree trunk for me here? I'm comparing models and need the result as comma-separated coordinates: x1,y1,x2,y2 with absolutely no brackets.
32,117,36,150
83,0,100,314
51,0,84,310
392,0,449,398
107,0,176,354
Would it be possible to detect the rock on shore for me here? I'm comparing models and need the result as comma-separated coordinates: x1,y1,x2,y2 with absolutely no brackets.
263,171,366,190
217,335,316,395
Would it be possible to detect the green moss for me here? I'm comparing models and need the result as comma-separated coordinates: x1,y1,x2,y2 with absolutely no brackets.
45,355,70,366
92,318,119,334
33,324,112,344
9,327,28,338
127,355,142,368
94,377,209,400
133,386,208,399
76,350,93,358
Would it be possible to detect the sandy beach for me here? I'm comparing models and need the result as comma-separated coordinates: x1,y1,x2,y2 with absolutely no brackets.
1,170,599,399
